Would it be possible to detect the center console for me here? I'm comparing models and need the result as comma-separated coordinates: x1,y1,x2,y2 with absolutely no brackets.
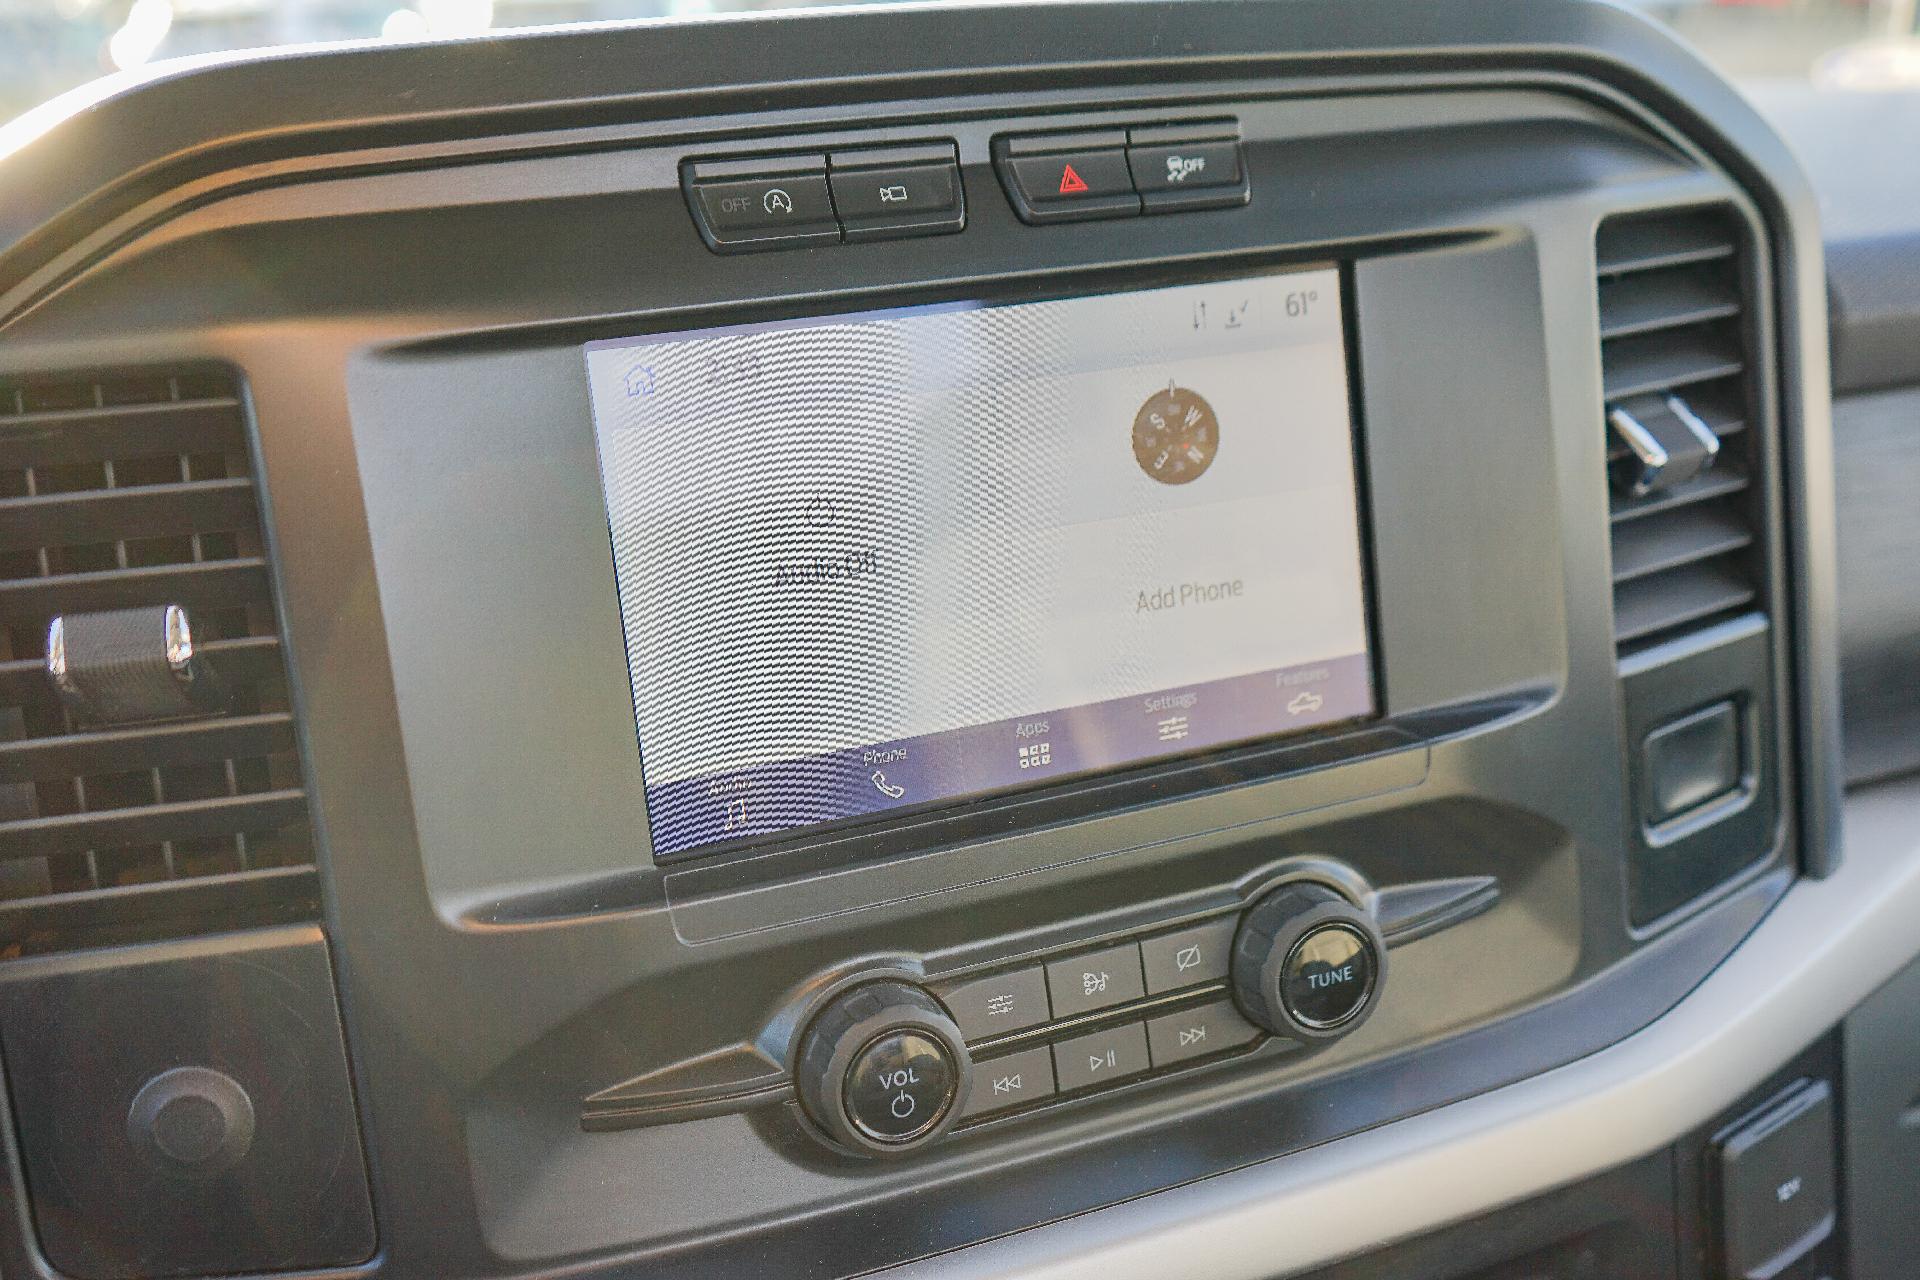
328,77,1820,1270
0,2,1843,1277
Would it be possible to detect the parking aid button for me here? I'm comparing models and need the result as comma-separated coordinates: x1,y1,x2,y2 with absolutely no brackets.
829,144,964,240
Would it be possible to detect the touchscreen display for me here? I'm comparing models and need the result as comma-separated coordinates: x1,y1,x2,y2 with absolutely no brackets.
585,267,1374,858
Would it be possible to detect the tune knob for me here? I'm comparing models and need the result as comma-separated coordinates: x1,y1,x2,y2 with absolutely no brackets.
1230,882,1386,1043
795,981,971,1156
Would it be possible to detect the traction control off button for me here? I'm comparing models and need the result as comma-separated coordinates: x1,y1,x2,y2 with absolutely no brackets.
842,1030,957,1144
1126,122,1248,213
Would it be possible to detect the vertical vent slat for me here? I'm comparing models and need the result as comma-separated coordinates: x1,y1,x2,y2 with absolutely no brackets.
1597,208,1767,653
0,369,316,956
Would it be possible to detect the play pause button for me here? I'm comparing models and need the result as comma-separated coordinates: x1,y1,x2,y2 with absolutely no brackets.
962,1046,1056,1119
1051,1023,1150,1093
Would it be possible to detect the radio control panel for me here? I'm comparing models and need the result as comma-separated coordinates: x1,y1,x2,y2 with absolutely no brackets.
582,862,1491,1157
795,874,1390,1156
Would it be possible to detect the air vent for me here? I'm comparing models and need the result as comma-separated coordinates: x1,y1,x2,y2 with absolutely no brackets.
0,369,316,955
1597,207,1767,652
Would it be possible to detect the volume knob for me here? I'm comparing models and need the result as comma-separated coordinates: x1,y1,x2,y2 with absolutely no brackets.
795,981,971,1157
1231,882,1386,1043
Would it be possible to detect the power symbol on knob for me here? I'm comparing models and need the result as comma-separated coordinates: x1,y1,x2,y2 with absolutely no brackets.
844,1031,951,1144
794,981,971,1156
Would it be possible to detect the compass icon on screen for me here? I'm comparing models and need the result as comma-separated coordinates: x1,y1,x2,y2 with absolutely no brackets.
1132,385,1219,484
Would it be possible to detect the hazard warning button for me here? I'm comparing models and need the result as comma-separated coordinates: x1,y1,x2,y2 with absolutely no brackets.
993,130,1141,224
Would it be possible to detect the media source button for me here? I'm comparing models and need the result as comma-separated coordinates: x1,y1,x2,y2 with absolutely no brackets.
1045,943,1146,1018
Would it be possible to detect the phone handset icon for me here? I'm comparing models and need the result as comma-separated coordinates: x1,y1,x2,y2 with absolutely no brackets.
871,771,905,800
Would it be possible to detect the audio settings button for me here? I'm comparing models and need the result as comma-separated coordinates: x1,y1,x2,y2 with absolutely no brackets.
939,967,1051,1040
842,1030,958,1145
1046,943,1147,1018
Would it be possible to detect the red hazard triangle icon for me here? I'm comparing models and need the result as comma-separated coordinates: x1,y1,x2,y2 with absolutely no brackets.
1057,163,1090,195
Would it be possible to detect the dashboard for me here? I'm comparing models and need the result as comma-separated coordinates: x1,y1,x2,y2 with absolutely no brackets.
0,2,1915,1279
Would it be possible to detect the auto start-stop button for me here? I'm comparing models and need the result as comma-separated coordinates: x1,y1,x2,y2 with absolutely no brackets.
842,1030,957,1144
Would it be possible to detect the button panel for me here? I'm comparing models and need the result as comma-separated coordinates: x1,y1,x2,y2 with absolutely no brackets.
684,142,964,254
941,910,1263,1127
994,119,1247,225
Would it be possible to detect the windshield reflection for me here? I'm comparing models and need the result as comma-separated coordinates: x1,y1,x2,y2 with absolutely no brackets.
2,0,1919,127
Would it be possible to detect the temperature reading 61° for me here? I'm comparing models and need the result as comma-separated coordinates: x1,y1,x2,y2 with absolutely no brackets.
1285,288,1321,318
